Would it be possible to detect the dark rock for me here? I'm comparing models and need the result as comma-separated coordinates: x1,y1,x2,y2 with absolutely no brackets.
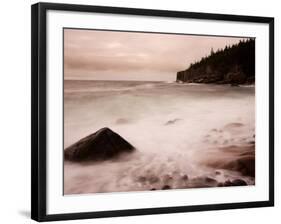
224,156,255,177
176,67,248,85
163,174,173,184
162,185,171,190
224,71,246,84
207,144,255,177
148,176,160,184
246,76,255,84
188,176,218,188
150,188,157,191
221,179,247,187
64,127,135,161
223,180,234,187
231,179,247,186
205,177,217,184
181,174,189,181
165,118,181,125
137,176,147,183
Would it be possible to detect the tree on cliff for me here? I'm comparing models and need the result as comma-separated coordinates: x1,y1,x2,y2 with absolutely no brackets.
177,38,255,84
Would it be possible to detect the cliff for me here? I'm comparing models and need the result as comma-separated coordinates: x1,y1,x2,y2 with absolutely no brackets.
177,39,255,85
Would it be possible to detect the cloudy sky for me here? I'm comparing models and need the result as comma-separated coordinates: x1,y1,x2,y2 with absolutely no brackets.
64,29,245,81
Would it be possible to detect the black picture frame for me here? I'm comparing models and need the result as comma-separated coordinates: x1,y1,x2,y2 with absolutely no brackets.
31,2,274,222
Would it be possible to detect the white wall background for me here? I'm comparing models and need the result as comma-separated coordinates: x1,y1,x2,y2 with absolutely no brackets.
0,0,279,223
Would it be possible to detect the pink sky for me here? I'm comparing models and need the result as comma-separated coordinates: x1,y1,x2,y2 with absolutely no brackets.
64,29,246,81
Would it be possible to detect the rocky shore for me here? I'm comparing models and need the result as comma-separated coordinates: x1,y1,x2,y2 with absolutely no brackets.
177,65,254,85
64,124,254,194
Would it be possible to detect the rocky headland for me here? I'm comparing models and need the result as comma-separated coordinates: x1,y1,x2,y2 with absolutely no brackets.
177,39,255,85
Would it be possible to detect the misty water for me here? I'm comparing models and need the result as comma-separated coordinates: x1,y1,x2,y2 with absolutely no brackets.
64,80,255,195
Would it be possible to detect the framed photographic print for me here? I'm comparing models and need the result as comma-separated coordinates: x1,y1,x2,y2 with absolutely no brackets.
31,2,274,222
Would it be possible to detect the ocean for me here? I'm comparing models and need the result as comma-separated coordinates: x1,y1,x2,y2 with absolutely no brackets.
64,80,255,194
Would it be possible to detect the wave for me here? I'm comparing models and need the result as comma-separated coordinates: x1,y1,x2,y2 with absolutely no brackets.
64,83,158,93
239,84,255,88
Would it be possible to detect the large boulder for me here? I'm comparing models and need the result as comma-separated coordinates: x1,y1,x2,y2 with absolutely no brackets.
64,127,135,161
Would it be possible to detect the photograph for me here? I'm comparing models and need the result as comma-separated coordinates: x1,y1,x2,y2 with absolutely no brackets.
63,28,256,195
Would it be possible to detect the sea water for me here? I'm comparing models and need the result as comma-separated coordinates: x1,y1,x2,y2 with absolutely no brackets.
64,80,255,194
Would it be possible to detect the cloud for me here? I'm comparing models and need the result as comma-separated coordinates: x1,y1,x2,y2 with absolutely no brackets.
64,29,245,81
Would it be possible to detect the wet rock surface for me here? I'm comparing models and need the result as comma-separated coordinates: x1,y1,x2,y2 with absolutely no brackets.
64,127,135,161
218,179,247,187
202,122,255,178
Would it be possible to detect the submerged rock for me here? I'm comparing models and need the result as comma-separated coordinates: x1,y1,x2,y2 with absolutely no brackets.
165,118,182,125
163,174,173,184
215,171,221,175
187,176,218,188
218,179,247,187
137,176,147,183
231,179,247,186
148,176,160,184
115,118,130,124
64,127,135,161
162,185,171,190
181,174,189,181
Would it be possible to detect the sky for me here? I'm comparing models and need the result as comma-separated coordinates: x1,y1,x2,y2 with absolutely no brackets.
64,29,246,81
